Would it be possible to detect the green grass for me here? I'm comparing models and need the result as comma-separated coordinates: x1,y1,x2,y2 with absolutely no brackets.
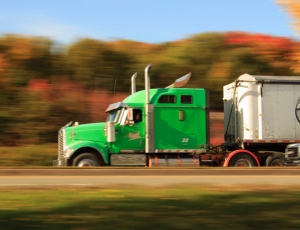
0,185,300,229
0,144,57,167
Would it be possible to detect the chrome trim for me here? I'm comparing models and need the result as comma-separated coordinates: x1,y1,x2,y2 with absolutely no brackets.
58,129,65,160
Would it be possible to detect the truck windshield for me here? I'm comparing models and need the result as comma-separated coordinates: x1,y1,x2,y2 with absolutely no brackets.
106,109,122,123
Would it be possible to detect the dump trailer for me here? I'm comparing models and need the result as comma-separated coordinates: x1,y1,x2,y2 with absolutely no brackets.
223,74,300,166
53,64,300,167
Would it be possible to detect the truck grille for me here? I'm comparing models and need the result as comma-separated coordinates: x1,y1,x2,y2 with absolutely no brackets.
58,130,64,160
286,148,298,158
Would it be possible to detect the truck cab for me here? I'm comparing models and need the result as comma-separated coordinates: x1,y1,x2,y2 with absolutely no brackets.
54,64,297,168
53,65,209,167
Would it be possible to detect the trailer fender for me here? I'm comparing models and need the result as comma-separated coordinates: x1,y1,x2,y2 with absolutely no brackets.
223,149,260,167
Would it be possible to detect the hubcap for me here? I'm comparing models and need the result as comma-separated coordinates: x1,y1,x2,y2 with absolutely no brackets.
235,159,251,167
77,159,96,167
271,159,284,167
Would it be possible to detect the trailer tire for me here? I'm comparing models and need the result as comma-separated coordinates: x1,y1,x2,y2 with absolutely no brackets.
228,153,257,167
72,153,102,167
265,153,285,167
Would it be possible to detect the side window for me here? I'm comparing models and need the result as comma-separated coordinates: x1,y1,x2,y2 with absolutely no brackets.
133,109,142,123
158,95,176,103
125,108,143,125
181,95,192,104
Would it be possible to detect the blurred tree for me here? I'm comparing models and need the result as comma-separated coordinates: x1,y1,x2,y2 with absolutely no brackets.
0,88,20,145
0,35,53,86
0,32,298,145
278,0,300,33
278,0,300,73
107,40,159,92
224,33,294,76
181,33,226,109
67,38,134,89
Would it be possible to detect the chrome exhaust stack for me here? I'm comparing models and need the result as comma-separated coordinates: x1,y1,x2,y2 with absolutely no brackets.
131,72,137,94
145,64,151,104
144,64,154,153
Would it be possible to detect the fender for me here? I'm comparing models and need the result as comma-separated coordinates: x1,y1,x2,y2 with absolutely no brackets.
68,141,109,164
223,149,260,167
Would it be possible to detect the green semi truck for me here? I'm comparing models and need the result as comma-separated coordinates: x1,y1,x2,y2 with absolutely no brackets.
54,64,300,167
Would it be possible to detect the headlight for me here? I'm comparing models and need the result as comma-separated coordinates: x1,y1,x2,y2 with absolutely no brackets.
287,150,295,154
63,148,74,158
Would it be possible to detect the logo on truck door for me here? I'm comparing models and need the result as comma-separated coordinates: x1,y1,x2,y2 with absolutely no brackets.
128,132,141,140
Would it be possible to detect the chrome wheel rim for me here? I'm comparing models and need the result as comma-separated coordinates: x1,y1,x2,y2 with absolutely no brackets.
77,159,96,167
235,159,251,167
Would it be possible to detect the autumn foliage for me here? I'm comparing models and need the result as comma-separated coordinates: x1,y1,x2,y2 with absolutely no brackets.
278,0,300,72
0,32,299,145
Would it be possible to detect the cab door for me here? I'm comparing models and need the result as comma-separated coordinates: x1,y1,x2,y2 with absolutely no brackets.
117,109,145,150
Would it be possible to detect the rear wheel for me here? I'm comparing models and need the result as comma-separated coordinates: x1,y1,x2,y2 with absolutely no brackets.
229,154,257,167
265,153,285,167
72,153,102,167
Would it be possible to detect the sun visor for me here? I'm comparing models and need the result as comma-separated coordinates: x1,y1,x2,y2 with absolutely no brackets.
105,102,127,112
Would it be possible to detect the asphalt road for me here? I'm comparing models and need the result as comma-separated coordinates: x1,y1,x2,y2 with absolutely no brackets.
1,168,300,187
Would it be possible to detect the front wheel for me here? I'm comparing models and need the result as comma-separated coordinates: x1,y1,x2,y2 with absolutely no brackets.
72,153,102,167
228,153,257,167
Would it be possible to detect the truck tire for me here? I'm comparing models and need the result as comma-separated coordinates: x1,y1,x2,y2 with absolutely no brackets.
228,153,257,167
72,153,102,167
265,153,285,167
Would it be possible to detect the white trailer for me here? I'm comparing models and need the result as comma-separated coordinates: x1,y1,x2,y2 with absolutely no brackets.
222,73,300,165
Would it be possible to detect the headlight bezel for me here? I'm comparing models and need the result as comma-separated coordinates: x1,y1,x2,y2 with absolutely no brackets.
63,148,74,158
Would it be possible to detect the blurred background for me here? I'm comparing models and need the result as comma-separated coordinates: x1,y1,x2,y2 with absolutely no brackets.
0,0,299,149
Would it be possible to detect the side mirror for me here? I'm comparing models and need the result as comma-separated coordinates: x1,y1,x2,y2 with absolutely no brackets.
127,108,134,120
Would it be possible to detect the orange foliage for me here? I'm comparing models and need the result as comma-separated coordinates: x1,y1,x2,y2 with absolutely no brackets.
107,39,159,53
277,1,300,72
210,112,224,146
27,78,129,122
0,53,9,71
28,79,51,91
224,32,294,50
278,0,300,33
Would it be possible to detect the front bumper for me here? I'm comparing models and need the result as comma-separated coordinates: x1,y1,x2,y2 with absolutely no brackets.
284,157,300,166
53,158,69,166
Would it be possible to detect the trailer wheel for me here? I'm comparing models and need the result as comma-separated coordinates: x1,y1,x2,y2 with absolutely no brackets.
72,153,102,167
265,153,285,167
228,154,257,167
